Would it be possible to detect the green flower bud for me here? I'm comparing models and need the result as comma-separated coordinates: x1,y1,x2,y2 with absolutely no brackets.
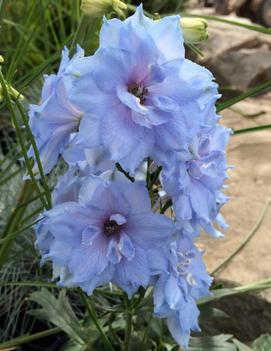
180,18,208,44
81,0,127,18
0,56,4,64
0,81,23,103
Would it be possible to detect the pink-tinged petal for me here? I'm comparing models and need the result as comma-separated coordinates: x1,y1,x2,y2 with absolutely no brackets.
116,85,149,117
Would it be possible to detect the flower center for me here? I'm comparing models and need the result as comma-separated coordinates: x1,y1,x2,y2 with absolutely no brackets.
128,82,148,104
104,220,120,235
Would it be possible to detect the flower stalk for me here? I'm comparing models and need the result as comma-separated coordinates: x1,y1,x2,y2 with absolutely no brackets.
78,289,115,351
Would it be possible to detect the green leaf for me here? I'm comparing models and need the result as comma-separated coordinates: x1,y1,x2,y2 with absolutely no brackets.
189,335,237,350
29,288,86,344
252,334,271,351
198,278,271,305
0,327,60,349
232,339,252,351
61,340,89,351
200,305,229,320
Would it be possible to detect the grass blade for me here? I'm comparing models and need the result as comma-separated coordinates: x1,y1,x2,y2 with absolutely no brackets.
234,124,271,135
217,81,271,112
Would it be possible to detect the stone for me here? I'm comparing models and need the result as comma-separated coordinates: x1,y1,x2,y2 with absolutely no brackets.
193,13,271,91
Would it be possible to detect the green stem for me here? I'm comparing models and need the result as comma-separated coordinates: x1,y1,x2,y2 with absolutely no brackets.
15,99,52,208
140,312,153,351
0,180,33,268
234,124,271,135
116,163,135,182
124,296,133,351
160,199,172,214
211,200,270,275
0,217,42,245
21,205,44,224
78,289,115,351
217,80,271,112
0,327,61,349
0,280,57,288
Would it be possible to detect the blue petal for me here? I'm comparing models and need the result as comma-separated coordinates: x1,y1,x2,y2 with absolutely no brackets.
107,238,122,264
126,213,174,249
119,232,135,261
165,275,183,309
113,247,150,296
110,213,127,225
69,234,109,283
127,5,185,63
81,225,101,246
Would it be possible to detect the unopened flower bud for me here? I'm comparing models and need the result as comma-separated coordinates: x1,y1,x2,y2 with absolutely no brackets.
81,0,127,18
180,18,208,44
0,56,4,64
0,81,23,103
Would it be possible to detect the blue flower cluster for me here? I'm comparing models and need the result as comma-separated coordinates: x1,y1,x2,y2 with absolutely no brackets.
31,5,230,348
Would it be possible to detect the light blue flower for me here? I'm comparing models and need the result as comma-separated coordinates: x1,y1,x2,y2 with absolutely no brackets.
153,235,212,348
35,171,174,297
28,46,85,174
162,125,231,237
66,5,218,174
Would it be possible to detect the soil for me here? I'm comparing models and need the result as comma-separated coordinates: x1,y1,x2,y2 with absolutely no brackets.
202,286,271,342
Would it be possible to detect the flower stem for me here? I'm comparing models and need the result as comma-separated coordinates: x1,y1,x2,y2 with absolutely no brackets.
140,312,153,351
0,327,60,349
124,296,133,351
78,289,115,351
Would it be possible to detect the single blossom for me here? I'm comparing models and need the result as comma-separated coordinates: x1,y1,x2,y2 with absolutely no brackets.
66,5,218,174
35,171,175,297
161,124,231,237
153,235,212,348
28,46,85,174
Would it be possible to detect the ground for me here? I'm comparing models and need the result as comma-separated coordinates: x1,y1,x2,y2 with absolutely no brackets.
198,93,271,341
199,82,271,295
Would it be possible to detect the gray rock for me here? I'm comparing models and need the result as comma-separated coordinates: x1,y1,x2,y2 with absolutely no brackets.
197,17,271,91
